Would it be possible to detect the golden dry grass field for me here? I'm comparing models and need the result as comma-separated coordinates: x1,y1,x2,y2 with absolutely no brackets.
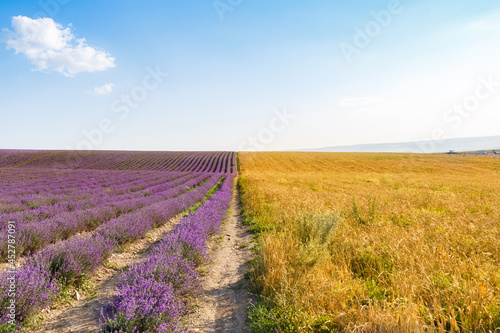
238,152,500,332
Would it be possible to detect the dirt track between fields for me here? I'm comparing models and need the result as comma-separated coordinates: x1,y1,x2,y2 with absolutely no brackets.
186,183,254,332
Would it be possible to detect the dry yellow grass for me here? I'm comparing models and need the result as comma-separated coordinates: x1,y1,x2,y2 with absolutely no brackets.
239,152,500,332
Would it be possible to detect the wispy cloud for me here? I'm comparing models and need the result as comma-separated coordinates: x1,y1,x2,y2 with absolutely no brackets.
85,83,114,95
338,97,385,107
464,20,491,32
458,9,500,34
2,16,115,77
348,106,385,115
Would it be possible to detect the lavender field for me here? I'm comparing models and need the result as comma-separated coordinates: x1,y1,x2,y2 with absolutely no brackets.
0,150,236,332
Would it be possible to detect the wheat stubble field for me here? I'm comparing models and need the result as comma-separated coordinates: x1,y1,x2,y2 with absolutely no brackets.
239,152,500,332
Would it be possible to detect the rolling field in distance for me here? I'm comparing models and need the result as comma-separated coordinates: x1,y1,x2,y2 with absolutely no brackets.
239,152,500,332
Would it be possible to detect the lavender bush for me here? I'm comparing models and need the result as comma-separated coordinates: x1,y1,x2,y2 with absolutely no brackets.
0,262,60,329
102,254,198,333
29,234,116,285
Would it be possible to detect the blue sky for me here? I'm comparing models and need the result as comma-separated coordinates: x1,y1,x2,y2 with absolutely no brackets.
1,0,499,151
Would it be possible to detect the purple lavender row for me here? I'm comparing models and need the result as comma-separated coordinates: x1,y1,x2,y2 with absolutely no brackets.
0,173,195,228
14,151,135,170
0,172,190,215
0,173,209,256
0,175,224,329
0,150,51,167
0,174,212,259
0,175,177,217
0,174,165,208
0,167,153,190
95,175,222,245
0,172,135,192
0,170,181,201
13,151,141,170
13,151,192,171
0,172,180,199
0,173,201,230
101,175,234,332
0,167,184,195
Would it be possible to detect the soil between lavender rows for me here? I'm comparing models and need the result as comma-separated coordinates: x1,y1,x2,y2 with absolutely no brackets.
186,184,254,332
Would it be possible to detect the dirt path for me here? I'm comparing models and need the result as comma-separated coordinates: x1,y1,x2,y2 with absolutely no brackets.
187,184,254,333
36,214,185,333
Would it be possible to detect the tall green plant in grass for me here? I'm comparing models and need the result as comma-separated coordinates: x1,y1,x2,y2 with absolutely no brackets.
248,212,341,332
294,213,338,267
350,196,378,225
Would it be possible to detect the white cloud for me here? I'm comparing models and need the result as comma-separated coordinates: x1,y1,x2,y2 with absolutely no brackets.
338,97,385,107
2,16,115,76
85,83,114,95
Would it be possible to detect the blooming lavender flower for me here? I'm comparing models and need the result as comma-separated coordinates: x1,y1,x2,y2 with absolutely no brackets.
102,255,198,332
0,262,60,327
29,233,116,285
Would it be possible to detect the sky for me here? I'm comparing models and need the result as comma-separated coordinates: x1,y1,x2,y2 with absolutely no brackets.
0,0,499,151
